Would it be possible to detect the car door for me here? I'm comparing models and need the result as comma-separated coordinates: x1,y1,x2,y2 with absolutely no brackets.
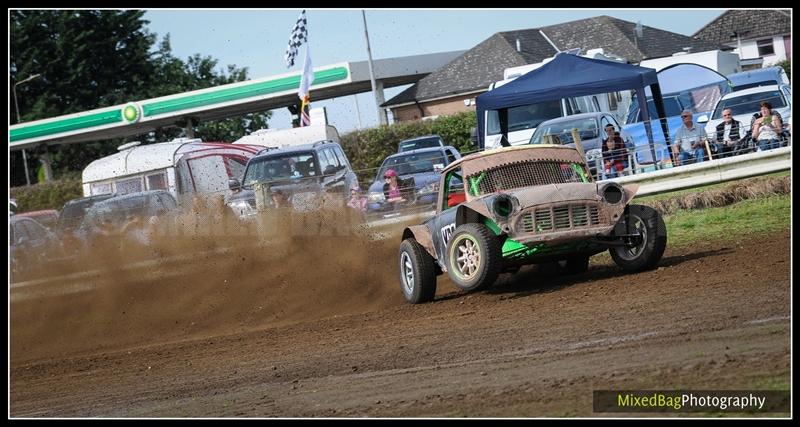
319,147,346,194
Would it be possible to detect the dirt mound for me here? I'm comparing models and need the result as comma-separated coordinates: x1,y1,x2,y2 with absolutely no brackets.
11,207,416,362
641,174,790,215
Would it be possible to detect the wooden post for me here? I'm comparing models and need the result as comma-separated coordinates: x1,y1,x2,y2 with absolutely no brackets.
571,128,586,160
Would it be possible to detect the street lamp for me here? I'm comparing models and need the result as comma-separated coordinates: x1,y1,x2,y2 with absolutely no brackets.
13,73,41,186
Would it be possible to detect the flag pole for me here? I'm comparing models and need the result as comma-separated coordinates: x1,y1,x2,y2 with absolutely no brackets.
361,10,387,125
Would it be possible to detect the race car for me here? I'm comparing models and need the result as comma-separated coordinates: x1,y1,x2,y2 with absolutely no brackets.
398,144,667,304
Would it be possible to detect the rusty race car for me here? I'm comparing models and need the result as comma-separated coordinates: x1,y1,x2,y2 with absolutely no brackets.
398,145,667,304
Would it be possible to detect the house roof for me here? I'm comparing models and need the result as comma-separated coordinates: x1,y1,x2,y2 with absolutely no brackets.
693,9,791,45
383,15,727,109
382,31,552,108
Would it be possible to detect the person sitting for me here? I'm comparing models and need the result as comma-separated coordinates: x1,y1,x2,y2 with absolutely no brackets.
714,108,744,157
382,169,406,204
751,101,784,152
672,110,709,166
347,186,367,212
601,124,629,178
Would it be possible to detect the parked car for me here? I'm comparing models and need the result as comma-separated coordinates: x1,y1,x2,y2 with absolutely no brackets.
16,209,59,230
622,93,692,165
528,112,634,179
56,194,118,252
698,84,792,153
727,66,790,92
366,146,461,219
10,216,64,281
77,190,179,252
398,135,445,153
227,140,359,217
396,144,667,304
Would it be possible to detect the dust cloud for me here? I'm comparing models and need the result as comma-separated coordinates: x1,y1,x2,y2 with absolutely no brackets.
10,206,417,363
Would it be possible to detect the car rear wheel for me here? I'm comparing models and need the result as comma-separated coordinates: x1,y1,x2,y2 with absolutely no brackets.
609,205,667,271
446,223,502,292
398,238,437,304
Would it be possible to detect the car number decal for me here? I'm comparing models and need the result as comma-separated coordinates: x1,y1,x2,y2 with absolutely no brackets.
440,223,456,246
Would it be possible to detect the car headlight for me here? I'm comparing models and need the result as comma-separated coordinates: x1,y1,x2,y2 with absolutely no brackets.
228,200,255,216
489,194,518,219
585,148,602,162
419,182,439,195
599,182,624,204
368,192,385,203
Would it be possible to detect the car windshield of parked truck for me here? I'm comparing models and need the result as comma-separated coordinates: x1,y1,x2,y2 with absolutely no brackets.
712,90,786,119
377,151,447,180
486,100,562,135
399,137,442,152
529,117,598,145
243,153,317,186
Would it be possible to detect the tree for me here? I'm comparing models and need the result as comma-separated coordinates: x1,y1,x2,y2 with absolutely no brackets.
774,59,790,82
10,10,270,186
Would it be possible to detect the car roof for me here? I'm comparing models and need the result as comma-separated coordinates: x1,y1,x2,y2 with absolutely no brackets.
539,112,605,125
386,146,450,158
720,84,783,99
250,140,338,160
98,190,172,204
400,134,442,142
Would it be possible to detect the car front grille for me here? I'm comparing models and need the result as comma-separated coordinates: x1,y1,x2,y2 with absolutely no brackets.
517,203,601,233
468,161,586,195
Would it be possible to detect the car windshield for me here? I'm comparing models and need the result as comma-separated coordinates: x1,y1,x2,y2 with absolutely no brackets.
529,117,599,145
399,137,442,152
243,152,317,186
377,151,446,180
58,198,107,230
712,90,786,119
487,100,563,135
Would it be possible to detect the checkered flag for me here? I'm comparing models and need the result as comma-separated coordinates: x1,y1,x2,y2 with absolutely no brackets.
284,10,308,68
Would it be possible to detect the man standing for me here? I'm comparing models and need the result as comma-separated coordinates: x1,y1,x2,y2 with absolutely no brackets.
714,108,743,157
672,110,709,166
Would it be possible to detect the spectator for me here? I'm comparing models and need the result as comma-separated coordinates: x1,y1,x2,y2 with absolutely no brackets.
601,124,629,178
672,110,709,165
714,108,744,157
347,186,367,212
751,101,783,151
383,169,406,203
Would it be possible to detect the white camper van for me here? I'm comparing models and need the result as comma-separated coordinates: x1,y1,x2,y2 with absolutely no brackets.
82,138,264,203
233,125,340,149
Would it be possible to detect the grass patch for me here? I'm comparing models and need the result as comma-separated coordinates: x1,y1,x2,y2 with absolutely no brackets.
664,195,790,247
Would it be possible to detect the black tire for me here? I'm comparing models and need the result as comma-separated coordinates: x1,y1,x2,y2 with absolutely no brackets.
445,223,502,292
398,238,437,304
564,255,590,275
609,204,667,272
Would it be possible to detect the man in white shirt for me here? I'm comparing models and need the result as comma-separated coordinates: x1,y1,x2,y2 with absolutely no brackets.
714,108,743,157
672,110,709,166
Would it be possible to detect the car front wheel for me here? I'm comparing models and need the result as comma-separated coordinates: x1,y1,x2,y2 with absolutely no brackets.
446,223,502,292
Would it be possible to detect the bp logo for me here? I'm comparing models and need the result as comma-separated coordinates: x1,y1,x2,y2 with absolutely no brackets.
122,102,142,123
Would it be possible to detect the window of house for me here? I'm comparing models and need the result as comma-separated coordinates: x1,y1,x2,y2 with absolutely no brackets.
757,39,775,56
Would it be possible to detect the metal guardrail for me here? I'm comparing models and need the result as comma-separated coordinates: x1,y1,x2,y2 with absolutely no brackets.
362,146,791,231
610,146,791,198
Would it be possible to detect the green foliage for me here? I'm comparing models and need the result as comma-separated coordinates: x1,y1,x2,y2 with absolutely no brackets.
339,112,477,184
774,59,790,81
10,10,270,185
10,178,84,213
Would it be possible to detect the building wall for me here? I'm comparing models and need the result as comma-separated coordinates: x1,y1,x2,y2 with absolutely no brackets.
391,93,481,122
729,35,789,65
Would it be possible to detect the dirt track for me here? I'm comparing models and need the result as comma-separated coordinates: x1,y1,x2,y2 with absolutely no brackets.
10,224,791,417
